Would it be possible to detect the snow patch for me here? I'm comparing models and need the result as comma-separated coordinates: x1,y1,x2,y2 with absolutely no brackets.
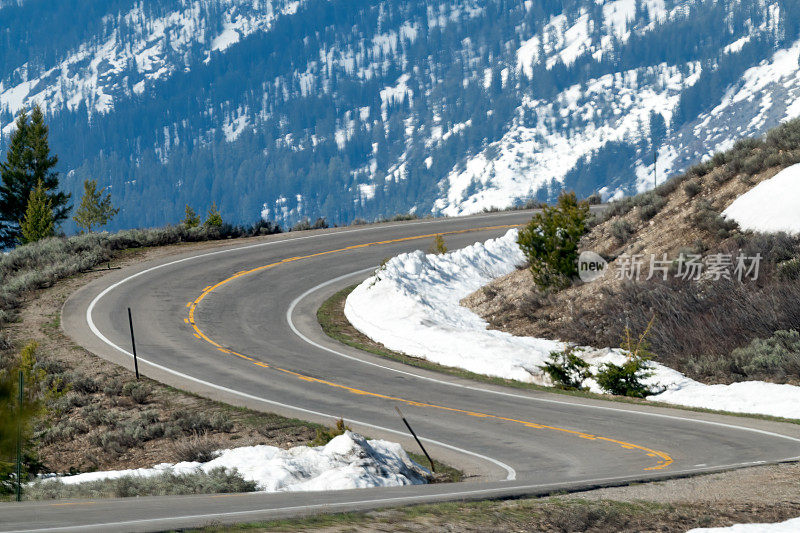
380,74,413,107
688,516,800,532
722,163,800,235
212,25,241,52
38,432,429,492
222,111,250,142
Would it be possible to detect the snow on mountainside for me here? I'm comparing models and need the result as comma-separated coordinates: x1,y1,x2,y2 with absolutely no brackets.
437,0,799,215
435,62,701,215
0,0,298,128
1,0,799,231
722,163,800,234
664,38,800,179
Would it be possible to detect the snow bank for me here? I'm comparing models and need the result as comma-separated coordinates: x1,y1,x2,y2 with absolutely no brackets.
723,163,800,234
688,516,800,532
345,229,562,383
345,230,800,419
39,432,429,492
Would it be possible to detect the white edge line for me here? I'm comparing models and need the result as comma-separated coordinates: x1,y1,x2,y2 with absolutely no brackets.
84,226,518,481
286,269,800,449
82,215,800,494
26,216,800,533
9,459,800,533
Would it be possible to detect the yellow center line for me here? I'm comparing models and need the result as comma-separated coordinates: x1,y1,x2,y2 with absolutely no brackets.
185,225,674,471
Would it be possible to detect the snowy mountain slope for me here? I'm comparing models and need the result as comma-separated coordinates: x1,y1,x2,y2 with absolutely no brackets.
661,38,800,184
434,62,702,215
1,0,799,232
0,0,298,127
436,0,800,215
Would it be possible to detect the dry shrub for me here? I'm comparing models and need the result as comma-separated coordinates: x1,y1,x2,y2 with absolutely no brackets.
553,230,800,383
169,433,223,463
25,467,256,500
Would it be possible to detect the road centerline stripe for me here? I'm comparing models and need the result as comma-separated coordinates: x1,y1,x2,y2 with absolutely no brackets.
185,225,674,471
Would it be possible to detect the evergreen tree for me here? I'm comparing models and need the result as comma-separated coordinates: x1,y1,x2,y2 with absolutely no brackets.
0,108,31,246
72,179,119,233
517,191,590,290
649,111,667,147
19,180,54,244
182,204,200,227
203,202,223,228
0,105,70,247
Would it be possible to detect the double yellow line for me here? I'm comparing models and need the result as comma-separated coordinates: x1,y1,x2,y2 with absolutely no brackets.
184,225,673,471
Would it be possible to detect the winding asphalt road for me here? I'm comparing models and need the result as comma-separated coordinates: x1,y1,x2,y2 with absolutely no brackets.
3,210,800,532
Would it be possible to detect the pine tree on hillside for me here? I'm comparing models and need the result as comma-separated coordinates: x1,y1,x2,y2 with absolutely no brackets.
0,108,30,246
72,179,119,233
182,204,200,228
203,202,223,228
0,105,70,247
19,180,55,244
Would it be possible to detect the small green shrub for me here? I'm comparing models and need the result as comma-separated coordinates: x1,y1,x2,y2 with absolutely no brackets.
600,196,636,221
517,191,590,290
683,179,702,197
539,347,591,390
595,319,663,398
636,192,667,221
731,330,800,381
171,411,215,434
182,205,200,228
51,392,89,414
429,234,447,254
694,200,738,238
687,159,715,178
778,258,800,281
291,217,329,231
310,418,350,446
595,358,656,398
82,405,116,427
203,203,223,228
122,382,151,404
610,220,634,244
385,212,419,222
68,372,99,394
210,412,234,433
103,379,123,397
653,176,683,197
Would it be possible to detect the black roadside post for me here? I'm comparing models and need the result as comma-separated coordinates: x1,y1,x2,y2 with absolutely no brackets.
395,406,435,473
127,308,140,380
15,370,23,502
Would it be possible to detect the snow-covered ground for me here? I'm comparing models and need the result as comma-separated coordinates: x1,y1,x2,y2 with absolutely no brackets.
723,163,800,235
36,432,429,492
345,230,800,419
688,516,800,532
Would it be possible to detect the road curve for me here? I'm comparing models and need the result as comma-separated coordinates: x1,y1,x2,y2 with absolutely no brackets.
3,211,800,532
